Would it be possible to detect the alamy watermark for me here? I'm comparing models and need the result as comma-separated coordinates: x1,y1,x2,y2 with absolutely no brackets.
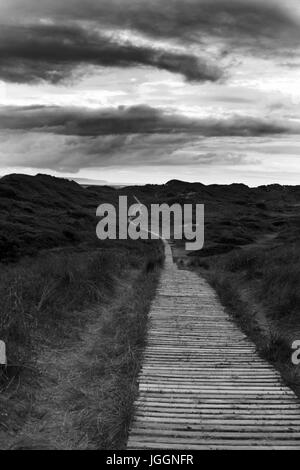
96,196,204,251
0,340,6,365
291,340,300,365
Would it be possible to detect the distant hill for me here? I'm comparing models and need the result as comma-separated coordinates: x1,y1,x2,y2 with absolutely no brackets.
122,178,300,206
0,173,299,262
123,178,300,256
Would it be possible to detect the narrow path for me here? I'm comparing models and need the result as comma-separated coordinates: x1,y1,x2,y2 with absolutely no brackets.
127,242,300,449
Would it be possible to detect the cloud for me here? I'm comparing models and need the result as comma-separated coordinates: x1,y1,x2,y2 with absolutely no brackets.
1,1,298,86
0,23,222,84
0,104,296,172
100,0,300,55
0,0,300,87
0,130,261,172
0,104,292,137
2,0,299,56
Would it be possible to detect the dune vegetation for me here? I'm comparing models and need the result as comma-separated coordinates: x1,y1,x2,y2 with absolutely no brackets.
0,174,164,449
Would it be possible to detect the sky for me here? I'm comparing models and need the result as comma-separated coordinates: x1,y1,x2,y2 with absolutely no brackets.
0,0,300,186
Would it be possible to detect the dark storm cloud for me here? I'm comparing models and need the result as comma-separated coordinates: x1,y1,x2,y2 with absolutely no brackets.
0,23,222,84
1,1,298,85
0,104,293,137
98,0,300,54
2,0,299,55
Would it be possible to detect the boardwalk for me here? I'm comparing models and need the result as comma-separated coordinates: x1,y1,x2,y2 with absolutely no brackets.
127,242,300,450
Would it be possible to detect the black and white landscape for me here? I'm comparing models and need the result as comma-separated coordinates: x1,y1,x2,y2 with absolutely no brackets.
0,0,300,452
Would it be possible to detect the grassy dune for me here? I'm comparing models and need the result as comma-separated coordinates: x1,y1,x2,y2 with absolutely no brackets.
0,174,164,449
0,173,118,263
0,240,163,449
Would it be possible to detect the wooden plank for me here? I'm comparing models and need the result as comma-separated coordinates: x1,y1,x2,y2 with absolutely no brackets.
129,430,300,439
135,407,300,415
133,417,300,425
132,423,300,433
128,443,300,449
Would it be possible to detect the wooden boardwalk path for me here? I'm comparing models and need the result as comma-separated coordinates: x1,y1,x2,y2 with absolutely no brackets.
127,242,300,449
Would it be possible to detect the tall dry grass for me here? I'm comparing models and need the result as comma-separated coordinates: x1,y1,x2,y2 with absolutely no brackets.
0,239,164,448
